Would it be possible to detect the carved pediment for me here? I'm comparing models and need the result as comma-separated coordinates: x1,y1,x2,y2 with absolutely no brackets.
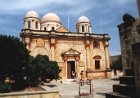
62,48,81,55
56,26,70,32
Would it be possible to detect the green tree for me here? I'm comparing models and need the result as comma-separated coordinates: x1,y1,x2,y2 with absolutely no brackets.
26,55,61,86
46,61,61,82
0,35,30,91
26,55,49,86
0,35,61,91
111,56,123,71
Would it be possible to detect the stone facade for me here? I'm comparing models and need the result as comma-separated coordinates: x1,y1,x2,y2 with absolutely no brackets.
117,15,140,74
132,43,140,97
20,11,111,80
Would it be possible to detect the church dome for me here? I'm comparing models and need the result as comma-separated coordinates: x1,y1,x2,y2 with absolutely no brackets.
42,13,61,23
78,16,90,23
25,10,39,18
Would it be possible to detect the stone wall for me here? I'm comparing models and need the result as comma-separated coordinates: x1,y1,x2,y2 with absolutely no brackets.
132,43,140,97
118,17,140,75
87,71,111,79
0,91,59,98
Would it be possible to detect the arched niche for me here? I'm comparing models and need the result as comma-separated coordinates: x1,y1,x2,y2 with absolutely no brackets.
93,55,101,59
36,38,44,47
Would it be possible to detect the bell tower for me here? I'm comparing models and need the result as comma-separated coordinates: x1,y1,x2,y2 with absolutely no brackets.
24,10,40,30
76,16,92,33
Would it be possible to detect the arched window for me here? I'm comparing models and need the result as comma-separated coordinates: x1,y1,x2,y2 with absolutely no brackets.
93,55,101,70
28,21,31,29
35,21,38,29
36,38,44,47
82,25,85,32
93,41,100,48
51,26,55,31
44,27,46,31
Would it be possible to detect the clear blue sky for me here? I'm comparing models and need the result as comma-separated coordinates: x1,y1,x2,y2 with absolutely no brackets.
0,0,138,56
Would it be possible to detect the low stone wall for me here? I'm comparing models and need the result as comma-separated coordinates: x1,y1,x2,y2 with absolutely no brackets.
87,71,111,79
0,91,59,98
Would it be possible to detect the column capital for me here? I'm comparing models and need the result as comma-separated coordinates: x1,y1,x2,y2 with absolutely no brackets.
50,38,56,46
85,40,90,48
63,56,68,61
104,41,109,47
75,56,80,61
25,37,30,44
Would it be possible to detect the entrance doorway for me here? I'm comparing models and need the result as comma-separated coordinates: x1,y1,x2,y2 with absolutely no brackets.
67,61,76,79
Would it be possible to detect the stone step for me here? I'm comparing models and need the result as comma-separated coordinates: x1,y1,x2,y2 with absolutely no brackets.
106,92,131,98
119,76,135,85
60,95,94,98
75,95,94,98
62,79,74,84
113,84,136,95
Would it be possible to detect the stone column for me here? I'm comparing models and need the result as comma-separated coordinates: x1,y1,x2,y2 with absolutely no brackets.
132,43,140,97
75,56,80,79
105,43,110,68
85,25,88,33
85,40,90,70
31,21,34,30
104,41,110,78
86,47,90,69
24,20,27,29
89,26,92,33
38,21,41,30
80,26,82,33
51,46,55,61
105,42,110,69
63,58,67,80
62,56,68,80
25,37,30,49
50,39,56,61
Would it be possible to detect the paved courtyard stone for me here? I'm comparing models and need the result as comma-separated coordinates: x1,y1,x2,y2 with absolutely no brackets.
41,79,119,98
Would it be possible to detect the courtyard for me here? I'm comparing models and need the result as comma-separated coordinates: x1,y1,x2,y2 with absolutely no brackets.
41,78,119,98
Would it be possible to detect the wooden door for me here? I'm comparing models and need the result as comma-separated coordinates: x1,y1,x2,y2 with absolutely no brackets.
67,62,71,79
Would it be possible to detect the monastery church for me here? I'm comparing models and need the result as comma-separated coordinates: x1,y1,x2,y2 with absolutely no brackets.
20,10,110,80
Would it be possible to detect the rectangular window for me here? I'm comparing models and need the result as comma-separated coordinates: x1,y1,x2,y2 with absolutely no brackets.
95,60,100,69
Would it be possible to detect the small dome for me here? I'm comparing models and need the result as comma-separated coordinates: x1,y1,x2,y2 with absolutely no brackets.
78,16,90,23
42,13,61,23
25,10,39,18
